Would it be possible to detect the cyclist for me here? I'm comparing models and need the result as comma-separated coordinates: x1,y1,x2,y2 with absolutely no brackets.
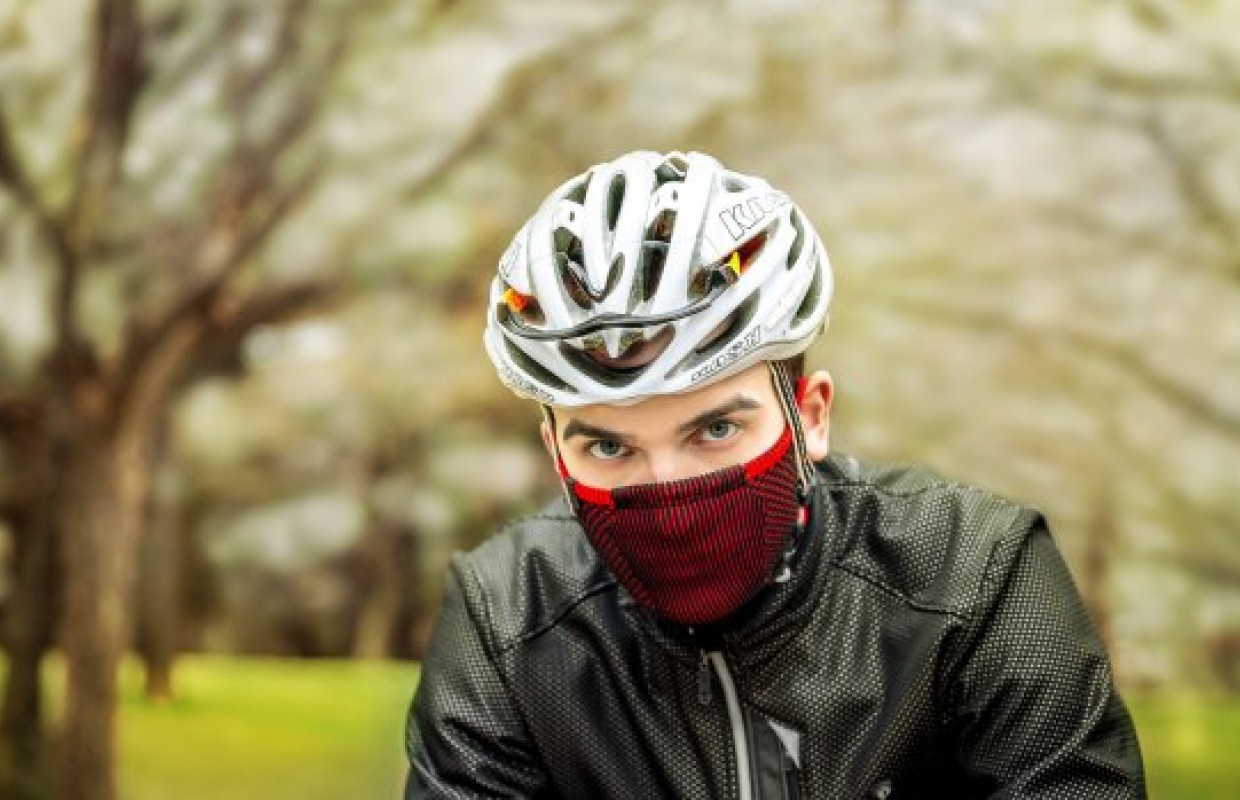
404,150,1145,798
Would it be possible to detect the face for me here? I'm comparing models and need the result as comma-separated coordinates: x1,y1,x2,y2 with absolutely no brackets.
543,362,834,489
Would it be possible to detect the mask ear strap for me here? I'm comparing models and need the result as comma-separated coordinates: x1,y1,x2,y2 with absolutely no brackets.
541,404,580,512
768,362,817,501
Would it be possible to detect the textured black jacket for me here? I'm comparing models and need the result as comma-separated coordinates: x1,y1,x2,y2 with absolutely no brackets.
405,454,1146,799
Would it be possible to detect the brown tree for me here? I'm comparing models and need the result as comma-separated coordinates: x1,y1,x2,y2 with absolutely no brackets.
0,1,344,797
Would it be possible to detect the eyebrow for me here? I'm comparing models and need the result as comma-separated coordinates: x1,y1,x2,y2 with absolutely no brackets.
562,419,633,443
560,395,763,444
675,396,762,436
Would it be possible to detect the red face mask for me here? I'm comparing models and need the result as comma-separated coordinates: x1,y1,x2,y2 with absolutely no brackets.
563,429,803,626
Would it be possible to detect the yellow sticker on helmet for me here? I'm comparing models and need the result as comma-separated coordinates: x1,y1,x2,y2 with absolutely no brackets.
504,287,532,313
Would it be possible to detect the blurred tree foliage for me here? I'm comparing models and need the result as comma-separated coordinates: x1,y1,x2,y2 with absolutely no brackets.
1,0,1239,798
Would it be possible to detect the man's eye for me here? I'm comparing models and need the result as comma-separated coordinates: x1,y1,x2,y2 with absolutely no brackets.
700,420,739,442
587,440,628,460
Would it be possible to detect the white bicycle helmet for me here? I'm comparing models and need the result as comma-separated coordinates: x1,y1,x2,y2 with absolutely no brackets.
484,150,832,407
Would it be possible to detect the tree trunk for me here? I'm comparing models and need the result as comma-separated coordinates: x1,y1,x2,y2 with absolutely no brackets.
352,525,403,660
0,413,61,800
0,510,58,800
135,416,179,703
1081,479,1117,662
136,484,180,702
389,528,422,661
56,428,152,800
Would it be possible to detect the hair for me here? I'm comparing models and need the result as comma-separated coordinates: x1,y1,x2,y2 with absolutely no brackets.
777,354,805,383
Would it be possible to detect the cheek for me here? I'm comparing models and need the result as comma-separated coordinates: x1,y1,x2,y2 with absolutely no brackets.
747,415,789,461
567,462,641,490
556,447,629,489
690,420,785,476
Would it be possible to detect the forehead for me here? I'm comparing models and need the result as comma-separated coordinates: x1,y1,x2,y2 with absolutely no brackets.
556,363,779,432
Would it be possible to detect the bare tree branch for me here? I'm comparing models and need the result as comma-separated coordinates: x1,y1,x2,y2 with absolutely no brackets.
102,1,354,427
3,0,151,378
0,107,86,357
203,161,323,275
0,116,70,259
107,161,322,425
0,111,43,212
400,9,647,202
67,0,148,239
872,289,1240,439
1138,109,1240,264
144,6,232,103
1137,547,1240,589
957,21,1240,276
1127,0,1240,95
107,276,340,444
0,394,40,452
180,1,348,282
226,0,311,120
169,279,342,399
213,277,339,332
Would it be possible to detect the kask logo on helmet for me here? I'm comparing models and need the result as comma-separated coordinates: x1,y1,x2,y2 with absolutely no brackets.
689,326,763,384
719,191,790,241
498,361,554,404
498,239,523,282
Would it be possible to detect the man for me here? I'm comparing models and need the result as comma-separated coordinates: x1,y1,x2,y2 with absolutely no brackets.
404,151,1146,798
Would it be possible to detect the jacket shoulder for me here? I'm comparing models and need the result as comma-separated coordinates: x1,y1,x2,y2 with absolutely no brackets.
451,497,615,651
820,454,1045,618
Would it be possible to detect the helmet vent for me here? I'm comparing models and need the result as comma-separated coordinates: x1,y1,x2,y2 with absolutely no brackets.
553,225,586,293
560,254,592,308
636,244,667,306
656,154,689,183
503,337,574,393
792,251,824,326
558,248,621,308
559,343,643,388
635,209,676,304
606,174,627,233
606,253,624,299
786,210,806,268
648,208,676,243
563,175,588,204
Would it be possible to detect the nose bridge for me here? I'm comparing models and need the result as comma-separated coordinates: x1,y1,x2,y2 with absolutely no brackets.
645,445,682,484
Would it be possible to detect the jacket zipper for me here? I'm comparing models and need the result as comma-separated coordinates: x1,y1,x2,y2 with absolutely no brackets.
697,650,712,705
783,751,801,800
703,650,753,800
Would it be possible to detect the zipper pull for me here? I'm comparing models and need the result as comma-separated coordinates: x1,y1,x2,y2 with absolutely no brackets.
697,650,711,706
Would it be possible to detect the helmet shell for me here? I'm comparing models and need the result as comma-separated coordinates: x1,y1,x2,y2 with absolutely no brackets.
484,150,832,407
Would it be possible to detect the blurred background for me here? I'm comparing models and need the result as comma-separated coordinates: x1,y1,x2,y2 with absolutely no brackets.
0,0,1238,798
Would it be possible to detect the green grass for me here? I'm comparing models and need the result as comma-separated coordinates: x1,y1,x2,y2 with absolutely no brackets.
1128,694,1240,799
14,657,1240,798
121,658,417,799
51,656,418,800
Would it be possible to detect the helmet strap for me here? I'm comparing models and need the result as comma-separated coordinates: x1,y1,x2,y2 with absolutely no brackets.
541,404,580,513
768,360,819,583
768,361,817,500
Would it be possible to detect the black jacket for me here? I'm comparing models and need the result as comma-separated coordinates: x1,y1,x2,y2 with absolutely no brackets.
405,454,1145,799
